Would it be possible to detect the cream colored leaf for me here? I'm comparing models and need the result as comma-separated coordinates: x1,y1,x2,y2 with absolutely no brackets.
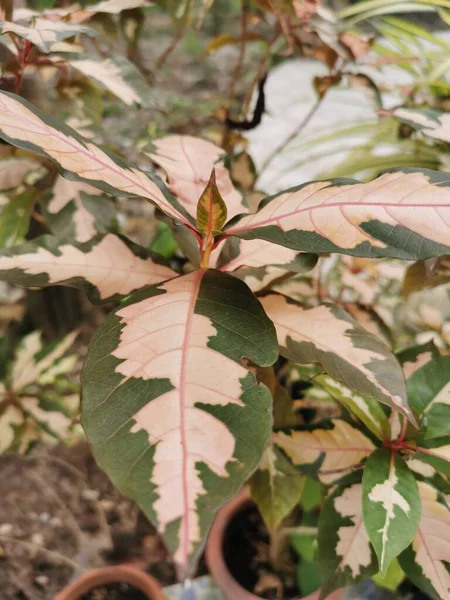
0,234,177,301
23,396,73,438
148,135,244,219
0,157,41,191
85,0,152,13
0,92,193,228
273,419,375,483
0,404,23,452
47,175,104,242
394,108,450,144
0,19,95,53
334,483,372,577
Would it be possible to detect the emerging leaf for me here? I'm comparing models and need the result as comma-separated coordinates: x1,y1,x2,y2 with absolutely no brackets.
0,233,177,302
399,482,450,600
225,169,450,260
0,19,96,53
362,448,421,575
0,92,195,229
148,135,244,219
42,176,116,243
81,269,278,576
260,294,412,421
407,356,450,440
273,419,375,483
249,444,304,532
196,169,227,239
318,483,378,598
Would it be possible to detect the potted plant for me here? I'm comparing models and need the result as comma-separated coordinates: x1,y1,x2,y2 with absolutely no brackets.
0,87,449,599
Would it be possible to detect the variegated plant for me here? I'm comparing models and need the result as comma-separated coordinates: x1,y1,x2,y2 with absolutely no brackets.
0,89,450,596
0,329,79,454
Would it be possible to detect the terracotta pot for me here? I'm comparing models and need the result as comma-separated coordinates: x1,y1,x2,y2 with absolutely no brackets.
206,487,343,600
54,564,167,600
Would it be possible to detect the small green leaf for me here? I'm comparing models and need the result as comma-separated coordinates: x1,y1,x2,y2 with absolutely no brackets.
372,557,404,591
0,189,36,248
407,356,450,439
249,444,304,531
362,449,421,575
196,169,227,239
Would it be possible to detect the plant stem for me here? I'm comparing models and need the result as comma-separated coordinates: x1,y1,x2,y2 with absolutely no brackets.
149,25,186,81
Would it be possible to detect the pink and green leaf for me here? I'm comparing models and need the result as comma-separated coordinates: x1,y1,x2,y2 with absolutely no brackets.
362,448,421,575
260,294,412,421
225,169,450,260
41,175,117,243
399,482,450,600
81,269,278,576
0,91,195,229
318,483,378,599
148,135,245,219
0,233,177,303
273,419,375,484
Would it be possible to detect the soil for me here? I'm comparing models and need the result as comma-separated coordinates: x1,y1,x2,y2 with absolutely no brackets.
80,582,148,600
223,501,299,600
0,442,176,600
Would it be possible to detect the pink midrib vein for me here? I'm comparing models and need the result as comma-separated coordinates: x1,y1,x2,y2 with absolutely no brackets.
0,104,191,225
178,269,203,572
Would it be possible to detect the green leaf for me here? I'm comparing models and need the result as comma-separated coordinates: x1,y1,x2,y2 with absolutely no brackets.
398,482,450,599
249,444,304,531
415,436,450,476
196,169,227,238
396,340,440,380
0,234,177,303
318,483,378,598
299,477,322,512
362,449,421,575
81,269,278,576
372,558,404,591
407,356,450,439
0,189,37,248
150,222,178,259
260,295,412,422
0,91,195,230
224,168,450,260
317,375,391,441
41,175,117,243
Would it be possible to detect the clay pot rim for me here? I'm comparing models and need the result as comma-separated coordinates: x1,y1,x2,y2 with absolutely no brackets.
205,486,342,600
53,563,167,600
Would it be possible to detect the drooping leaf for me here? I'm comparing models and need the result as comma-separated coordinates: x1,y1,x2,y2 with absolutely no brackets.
393,107,450,144
68,55,153,107
407,356,450,439
81,269,278,576
415,437,450,476
273,419,375,484
318,483,378,598
399,482,450,600
42,175,117,243
362,448,421,575
225,169,450,260
0,233,177,303
0,19,96,53
260,294,412,421
196,169,227,238
317,376,390,441
0,91,195,229
148,135,244,219
249,443,304,532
